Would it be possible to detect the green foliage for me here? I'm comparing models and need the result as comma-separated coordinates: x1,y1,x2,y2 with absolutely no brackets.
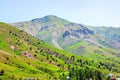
69,67,104,80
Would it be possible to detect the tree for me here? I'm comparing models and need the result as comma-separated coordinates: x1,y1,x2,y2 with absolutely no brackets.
0,69,5,75
79,69,86,80
34,54,37,57
107,76,111,80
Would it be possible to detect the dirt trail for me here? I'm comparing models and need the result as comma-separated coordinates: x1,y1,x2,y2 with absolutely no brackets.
0,50,13,56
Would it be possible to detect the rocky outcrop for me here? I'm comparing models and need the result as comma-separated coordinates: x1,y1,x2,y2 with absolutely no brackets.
63,27,94,38
21,51,33,59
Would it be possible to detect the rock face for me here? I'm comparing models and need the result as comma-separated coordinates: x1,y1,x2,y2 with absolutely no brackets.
10,44,15,51
63,28,94,38
21,51,33,58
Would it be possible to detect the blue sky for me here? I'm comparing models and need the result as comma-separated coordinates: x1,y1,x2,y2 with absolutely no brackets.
0,0,120,27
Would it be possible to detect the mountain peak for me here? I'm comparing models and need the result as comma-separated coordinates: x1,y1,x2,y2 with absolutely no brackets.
43,15,58,18
31,15,71,24
31,15,59,22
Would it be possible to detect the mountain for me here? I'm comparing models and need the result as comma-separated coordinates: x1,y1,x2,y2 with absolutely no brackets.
0,22,120,79
11,15,99,54
12,15,120,55
89,26,120,50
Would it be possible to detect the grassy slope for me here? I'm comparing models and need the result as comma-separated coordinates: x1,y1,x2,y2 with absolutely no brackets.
0,22,120,80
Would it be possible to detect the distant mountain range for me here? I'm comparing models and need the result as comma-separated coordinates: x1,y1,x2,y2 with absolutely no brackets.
12,15,120,55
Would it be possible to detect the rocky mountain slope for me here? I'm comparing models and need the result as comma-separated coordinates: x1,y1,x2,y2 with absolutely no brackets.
89,26,120,49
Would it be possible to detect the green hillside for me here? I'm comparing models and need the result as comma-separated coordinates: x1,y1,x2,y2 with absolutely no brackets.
0,22,120,79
